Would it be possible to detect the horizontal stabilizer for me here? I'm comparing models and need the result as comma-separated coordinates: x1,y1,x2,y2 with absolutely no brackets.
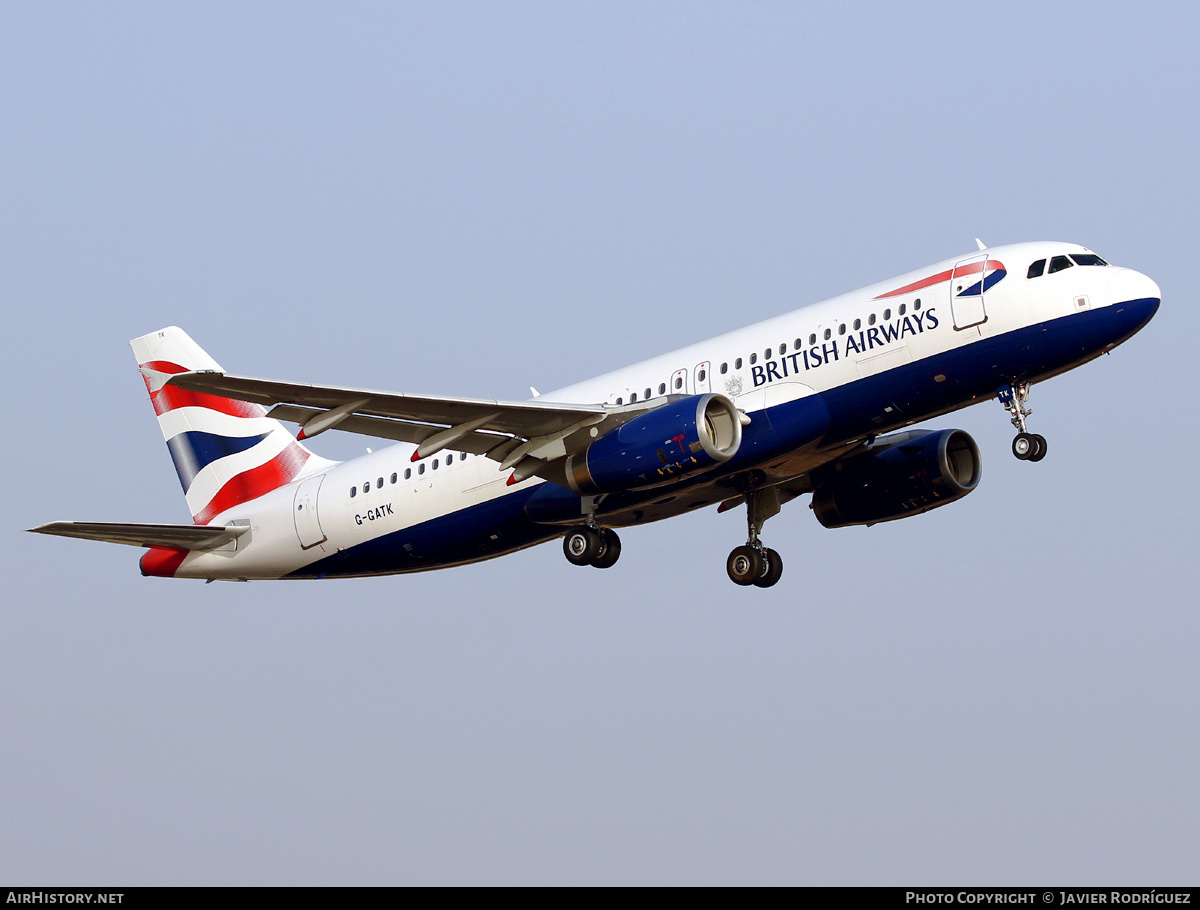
28,521,249,551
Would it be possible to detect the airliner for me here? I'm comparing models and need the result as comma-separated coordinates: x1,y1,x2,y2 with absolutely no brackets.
31,241,1160,587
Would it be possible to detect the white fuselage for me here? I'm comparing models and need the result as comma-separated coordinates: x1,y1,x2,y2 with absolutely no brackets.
169,241,1160,580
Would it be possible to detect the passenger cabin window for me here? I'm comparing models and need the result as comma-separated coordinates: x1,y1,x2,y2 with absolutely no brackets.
446,454,453,465
750,353,757,365
808,333,817,345
1048,255,1073,274
390,473,397,484
644,387,651,399
1071,253,1108,266
630,392,637,403
899,303,906,316
658,383,666,395
377,477,383,488
698,369,706,382
418,463,425,475
868,314,876,325
838,324,846,335
350,487,357,498
735,358,742,370
674,377,682,389
720,363,728,374
883,308,891,320
778,344,786,356
914,298,922,310
853,319,861,330
404,468,411,480
1027,259,1046,278
794,338,802,350
823,328,831,340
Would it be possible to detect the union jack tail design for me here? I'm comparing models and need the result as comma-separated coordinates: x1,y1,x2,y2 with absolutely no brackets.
131,327,332,525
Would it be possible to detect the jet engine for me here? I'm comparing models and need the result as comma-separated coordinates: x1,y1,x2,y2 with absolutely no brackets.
811,428,981,528
564,393,743,494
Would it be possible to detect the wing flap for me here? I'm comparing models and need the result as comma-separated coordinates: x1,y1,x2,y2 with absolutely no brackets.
29,521,249,550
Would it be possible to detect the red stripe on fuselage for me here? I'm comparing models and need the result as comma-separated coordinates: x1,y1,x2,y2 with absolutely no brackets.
873,260,1006,299
873,268,953,299
191,442,311,525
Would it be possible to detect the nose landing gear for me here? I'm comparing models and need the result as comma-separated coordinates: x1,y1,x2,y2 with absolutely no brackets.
726,487,784,588
999,382,1047,462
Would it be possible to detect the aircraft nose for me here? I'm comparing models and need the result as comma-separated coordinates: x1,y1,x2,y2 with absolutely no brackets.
1128,269,1161,322
1103,267,1160,339
1129,269,1161,305
1111,267,1161,311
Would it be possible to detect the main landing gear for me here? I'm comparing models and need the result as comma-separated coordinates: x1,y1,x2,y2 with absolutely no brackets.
999,381,1047,462
562,525,622,569
726,487,784,588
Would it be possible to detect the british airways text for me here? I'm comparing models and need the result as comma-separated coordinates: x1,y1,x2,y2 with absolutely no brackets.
752,308,939,387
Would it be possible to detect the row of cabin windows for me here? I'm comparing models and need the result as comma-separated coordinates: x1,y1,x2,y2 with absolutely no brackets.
1027,253,1108,279
626,383,669,404
611,298,924,403
349,452,467,497
719,300,920,369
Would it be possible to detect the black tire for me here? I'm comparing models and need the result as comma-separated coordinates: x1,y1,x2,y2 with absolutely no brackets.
1012,433,1036,460
1029,434,1048,462
726,545,762,586
753,548,784,588
591,529,622,568
563,528,603,566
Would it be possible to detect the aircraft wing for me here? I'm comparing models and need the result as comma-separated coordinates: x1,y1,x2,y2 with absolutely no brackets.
165,371,632,484
29,521,249,550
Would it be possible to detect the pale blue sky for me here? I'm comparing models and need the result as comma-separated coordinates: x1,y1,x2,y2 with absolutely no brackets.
3,1,1197,884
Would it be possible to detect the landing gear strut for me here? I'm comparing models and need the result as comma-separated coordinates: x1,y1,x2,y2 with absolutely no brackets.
726,487,784,588
999,381,1047,462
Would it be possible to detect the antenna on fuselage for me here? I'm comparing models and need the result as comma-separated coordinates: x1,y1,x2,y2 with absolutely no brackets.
975,238,987,251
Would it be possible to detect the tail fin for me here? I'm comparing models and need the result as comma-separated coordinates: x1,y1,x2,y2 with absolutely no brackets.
132,327,332,525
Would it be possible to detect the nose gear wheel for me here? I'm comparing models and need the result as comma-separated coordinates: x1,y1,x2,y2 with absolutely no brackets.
999,382,1048,462
1012,432,1047,461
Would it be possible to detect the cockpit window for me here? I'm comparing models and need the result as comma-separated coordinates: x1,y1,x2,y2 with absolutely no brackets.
1048,255,1073,274
1070,253,1108,266
1027,259,1046,279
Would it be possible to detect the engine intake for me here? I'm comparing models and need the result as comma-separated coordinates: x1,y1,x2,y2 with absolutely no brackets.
565,393,743,495
812,428,981,528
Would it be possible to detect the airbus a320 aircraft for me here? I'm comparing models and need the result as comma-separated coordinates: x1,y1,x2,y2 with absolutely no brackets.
32,241,1159,587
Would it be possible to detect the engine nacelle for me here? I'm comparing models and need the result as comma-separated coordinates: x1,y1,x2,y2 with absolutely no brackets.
812,428,981,528
565,393,743,494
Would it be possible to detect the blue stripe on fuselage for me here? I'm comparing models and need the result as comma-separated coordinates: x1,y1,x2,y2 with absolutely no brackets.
287,486,549,578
